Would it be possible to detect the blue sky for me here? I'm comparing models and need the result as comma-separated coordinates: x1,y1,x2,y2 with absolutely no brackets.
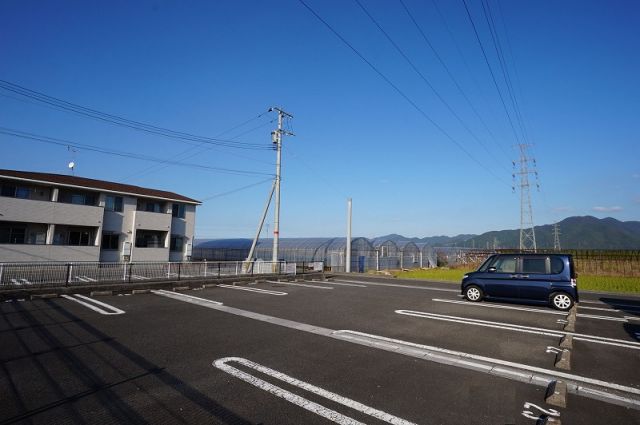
1,0,638,239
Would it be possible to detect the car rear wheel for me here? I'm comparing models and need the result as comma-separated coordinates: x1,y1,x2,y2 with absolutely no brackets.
464,285,483,302
550,292,574,311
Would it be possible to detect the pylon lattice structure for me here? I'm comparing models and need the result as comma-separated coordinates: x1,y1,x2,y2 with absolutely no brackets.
513,144,538,252
553,222,561,251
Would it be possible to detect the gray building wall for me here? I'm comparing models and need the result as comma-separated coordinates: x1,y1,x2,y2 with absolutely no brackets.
1,177,198,263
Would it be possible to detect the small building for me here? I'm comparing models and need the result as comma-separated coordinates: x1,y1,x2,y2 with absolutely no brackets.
0,169,200,262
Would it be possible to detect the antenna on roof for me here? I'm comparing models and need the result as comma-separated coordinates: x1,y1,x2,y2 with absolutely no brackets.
67,146,76,175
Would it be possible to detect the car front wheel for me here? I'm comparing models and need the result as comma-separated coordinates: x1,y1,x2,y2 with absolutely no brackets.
464,285,483,302
550,292,574,311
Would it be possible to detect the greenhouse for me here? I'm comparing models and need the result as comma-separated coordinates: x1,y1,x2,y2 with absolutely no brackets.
193,237,438,272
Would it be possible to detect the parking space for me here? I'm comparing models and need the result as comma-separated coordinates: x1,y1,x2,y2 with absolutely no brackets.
1,276,639,424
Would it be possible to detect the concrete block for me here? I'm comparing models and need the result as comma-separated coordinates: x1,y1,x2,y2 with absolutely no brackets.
202,284,217,288
563,322,575,332
554,349,571,370
90,290,112,297
31,293,58,300
559,335,573,349
545,380,567,408
132,289,150,294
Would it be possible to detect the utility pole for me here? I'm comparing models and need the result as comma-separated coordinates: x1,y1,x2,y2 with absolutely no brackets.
553,222,561,251
513,144,538,252
346,198,352,273
270,107,294,265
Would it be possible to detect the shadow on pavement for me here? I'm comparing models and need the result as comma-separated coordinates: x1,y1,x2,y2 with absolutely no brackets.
0,299,252,425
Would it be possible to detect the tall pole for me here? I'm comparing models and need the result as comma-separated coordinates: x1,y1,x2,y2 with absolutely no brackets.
346,198,352,273
271,107,293,264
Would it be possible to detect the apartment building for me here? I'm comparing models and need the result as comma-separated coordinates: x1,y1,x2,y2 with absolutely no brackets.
0,169,200,262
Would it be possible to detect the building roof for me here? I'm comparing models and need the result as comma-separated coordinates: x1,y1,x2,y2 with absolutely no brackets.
0,169,200,204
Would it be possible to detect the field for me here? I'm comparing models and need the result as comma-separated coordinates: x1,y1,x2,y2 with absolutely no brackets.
391,268,640,294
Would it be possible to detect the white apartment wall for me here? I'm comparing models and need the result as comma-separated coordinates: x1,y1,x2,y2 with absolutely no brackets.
0,244,99,262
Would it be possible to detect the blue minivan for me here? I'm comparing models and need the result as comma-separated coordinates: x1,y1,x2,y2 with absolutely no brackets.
461,253,578,310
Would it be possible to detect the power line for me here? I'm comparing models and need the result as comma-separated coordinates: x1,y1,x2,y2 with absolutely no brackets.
355,0,508,174
298,0,509,186
398,0,512,163
0,127,274,177
120,117,276,182
199,177,274,202
461,0,522,145
0,80,274,151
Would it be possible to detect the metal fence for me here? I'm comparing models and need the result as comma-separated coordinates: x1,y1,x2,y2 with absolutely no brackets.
0,260,301,289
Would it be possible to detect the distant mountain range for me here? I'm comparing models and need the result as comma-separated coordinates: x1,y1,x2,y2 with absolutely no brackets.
375,216,640,250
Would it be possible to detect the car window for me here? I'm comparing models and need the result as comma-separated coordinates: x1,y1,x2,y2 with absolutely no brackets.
522,258,547,274
477,255,496,272
550,257,564,274
494,256,516,273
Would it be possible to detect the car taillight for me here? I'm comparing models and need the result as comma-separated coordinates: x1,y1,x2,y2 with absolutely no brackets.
571,278,577,287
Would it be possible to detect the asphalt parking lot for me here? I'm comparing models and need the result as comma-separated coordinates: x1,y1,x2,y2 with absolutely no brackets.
1,275,639,424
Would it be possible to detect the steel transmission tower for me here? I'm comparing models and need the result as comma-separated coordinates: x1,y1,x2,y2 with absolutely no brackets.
553,222,561,251
513,144,538,252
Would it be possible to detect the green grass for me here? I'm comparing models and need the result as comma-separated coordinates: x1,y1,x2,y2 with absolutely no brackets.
392,268,640,294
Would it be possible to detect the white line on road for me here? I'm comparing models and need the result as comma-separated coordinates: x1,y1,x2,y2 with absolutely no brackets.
152,289,223,305
218,284,287,296
148,289,640,409
265,280,333,290
332,330,640,402
579,305,621,312
580,300,640,310
60,294,124,315
396,309,640,350
432,298,565,316
311,281,367,288
334,279,459,293
432,298,630,322
213,357,417,425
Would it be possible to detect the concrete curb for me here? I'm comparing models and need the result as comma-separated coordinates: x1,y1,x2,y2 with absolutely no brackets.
132,289,150,294
559,335,573,350
90,290,112,297
172,286,190,292
554,349,571,370
545,380,568,408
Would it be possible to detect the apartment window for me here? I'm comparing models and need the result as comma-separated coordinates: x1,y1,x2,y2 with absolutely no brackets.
101,233,120,250
59,191,97,206
105,196,123,212
68,229,92,246
137,200,163,213
0,184,30,199
135,230,165,248
54,227,94,246
172,203,185,219
0,224,26,244
28,231,46,245
170,235,184,252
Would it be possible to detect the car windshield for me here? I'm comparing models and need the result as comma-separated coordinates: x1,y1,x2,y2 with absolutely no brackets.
476,255,496,272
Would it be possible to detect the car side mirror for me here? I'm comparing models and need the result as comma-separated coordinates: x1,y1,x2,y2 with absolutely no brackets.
487,267,497,273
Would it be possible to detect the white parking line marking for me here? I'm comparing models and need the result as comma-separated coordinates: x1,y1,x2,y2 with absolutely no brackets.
60,294,125,315
218,284,287,296
334,279,459,293
395,310,640,350
144,289,640,409
579,305,621,312
130,274,150,280
333,330,640,401
266,280,333,290
433,298,629,322
152,289,223,305
433,298,566,316
311,281,367,288
580,300,640,310
213,357,417,425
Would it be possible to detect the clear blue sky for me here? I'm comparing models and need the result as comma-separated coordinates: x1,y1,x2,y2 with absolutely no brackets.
1,0,638,239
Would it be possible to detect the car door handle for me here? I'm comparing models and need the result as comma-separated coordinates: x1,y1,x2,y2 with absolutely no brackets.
520,275,529,278
509,274,519,278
